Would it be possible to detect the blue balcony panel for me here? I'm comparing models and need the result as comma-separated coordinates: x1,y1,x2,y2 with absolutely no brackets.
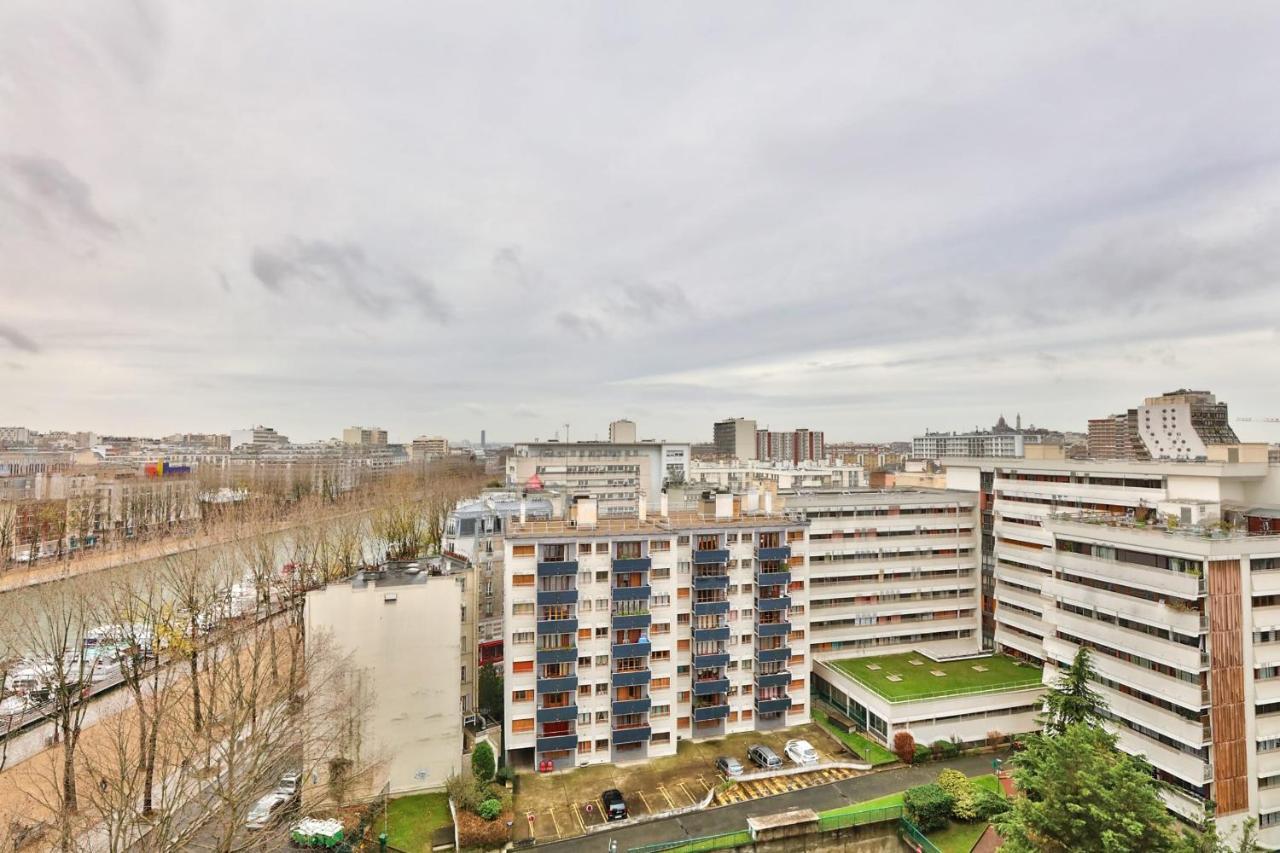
536,589,578,606
611,641,652,658
756,546,792,562
611,612,652,630
692,626,731,642
755,672,791,689
693,600,730,617
693,574,730,590
612,557,652,572
612,697,652,716
612,585,651,602
692,704,730,722
611,726,652,746
757,647,791,663
536,675,578,694
536,734,580,753
755,697,792,715
536,618,578,635
536,646,577,665
537,561,578,577
755,621,790,637
756,596,791,612
536,705,578,723
755,571,792,587
692,678,729,696
611,669,651,687
692,653,729,669
693,549,730,565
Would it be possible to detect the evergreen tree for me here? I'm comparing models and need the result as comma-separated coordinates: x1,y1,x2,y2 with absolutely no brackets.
1041,647,1106,734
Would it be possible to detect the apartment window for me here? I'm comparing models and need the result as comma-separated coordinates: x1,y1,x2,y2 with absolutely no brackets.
578,685,591,697
595,711,609,723
512,603,534,616
596,683,609,695
513,545,535,558
652,650,671,662
579,543,592,555
511,690,533,702
651,704,670,718
652,622,671,635
653,594,671,607
652,677,671,690
741,659,753,671
596,571,609,582
653,566,671,580
650,540,671,552
512,574,535,587
742,608,753,618
740,634,752,645
596,738,610,751
512,718,534,733
512,660,534,674
677,613,690,625
579,571,591,584
579,600,592,613
579,713,591,725
677,691,691,703
596,543,609,554
596,598,608,609
578,628,591,641
595,627,608,638
578,740,592,753
679,562,691,575
461,666,467,683
596,655,609,666
578,656,592,668
512,632,534,645
678,536,690,546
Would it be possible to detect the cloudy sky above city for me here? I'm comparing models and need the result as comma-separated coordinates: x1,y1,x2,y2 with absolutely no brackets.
3,2,1280,444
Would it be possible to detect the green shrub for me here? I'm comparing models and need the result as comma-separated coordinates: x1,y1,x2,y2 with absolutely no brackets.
446,773,483,813
936,769,979,820
494,765,515,786
904,783,954,833
973,787,1010,820
478,798,502,821
913,744,931,764
471,741,496,783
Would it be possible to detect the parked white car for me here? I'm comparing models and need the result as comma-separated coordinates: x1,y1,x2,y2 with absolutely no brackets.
784,739,819,766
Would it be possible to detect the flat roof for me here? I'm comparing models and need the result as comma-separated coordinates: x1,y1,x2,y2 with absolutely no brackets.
824,651,1043,702
940,456,1270,478
781,488,976,505
507,509,803,539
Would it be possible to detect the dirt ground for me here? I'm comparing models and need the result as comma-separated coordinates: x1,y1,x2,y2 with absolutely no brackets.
513,722,842,845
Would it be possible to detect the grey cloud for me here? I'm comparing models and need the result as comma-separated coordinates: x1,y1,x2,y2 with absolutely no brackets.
250,238,451,323
2,156,117,236
512,404,539,419
555,311,605,339
0,325,40,354
493,246,542,289
613,281,690,322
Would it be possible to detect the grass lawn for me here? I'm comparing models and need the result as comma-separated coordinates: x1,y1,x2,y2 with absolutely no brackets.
928,819,990,853
385,792,452,853
829,651,1042,701
819,773,999,820
813,708,898,765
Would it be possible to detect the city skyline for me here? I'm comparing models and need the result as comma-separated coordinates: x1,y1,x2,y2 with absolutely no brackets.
4,3,1280,441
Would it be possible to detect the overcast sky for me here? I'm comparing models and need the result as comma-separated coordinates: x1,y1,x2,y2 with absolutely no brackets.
3,2,1280,445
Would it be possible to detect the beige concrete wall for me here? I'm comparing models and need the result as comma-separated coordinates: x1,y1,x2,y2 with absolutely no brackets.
306,575,464,795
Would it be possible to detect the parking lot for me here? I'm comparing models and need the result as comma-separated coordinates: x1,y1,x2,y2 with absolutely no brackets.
714,765,859,805
513,722,844,845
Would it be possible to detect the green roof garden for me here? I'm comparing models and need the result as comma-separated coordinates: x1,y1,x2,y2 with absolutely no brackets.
826,651,1044,702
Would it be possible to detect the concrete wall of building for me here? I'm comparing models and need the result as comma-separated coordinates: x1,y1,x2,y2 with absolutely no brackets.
306,575,464,795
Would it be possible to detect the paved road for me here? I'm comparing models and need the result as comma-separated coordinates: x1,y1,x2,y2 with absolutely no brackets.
535,753,1004,852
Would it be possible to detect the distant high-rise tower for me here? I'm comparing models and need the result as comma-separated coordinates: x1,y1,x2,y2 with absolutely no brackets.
481,429,486,449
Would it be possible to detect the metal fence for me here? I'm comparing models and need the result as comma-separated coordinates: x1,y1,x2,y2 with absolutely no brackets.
898,816,945,853
628,806,911,853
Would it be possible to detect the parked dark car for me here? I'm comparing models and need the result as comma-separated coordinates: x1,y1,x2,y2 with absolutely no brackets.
602,788,628,821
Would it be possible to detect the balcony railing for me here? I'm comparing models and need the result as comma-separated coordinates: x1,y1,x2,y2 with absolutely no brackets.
536,589,578,606
537,560,579,577
536,618,578,635
692,625,731,642
536,646,577,664
693,677,730,696
693,703,730,722
693,574,730,590
756,570,792,586
612,697,652,716
756,595,791,612
755,621,790,637
611,669,651,687
756,696,792,715
612,557,652,572
612,585,651,602
536,675,578,694
757,646,791,663
611,612,652,630
693,549,730,565
611,725,652,745
692,652,729,668
693,600,730,616
536,705,578,723
756,671,790,689
756,545,792,562
536,733,579,753
612,640,651,658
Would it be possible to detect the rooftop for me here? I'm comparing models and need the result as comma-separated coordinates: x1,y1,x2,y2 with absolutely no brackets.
825,651,1043,702
507,509,802,538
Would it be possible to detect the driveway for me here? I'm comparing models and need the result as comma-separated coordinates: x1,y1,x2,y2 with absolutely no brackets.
533,752,1003,852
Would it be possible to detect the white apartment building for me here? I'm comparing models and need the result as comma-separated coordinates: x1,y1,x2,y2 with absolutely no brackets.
608,419,638,444
343,426,389,446
782,489,982,659
912,431,1042,459
690,460,864,492
502,494,810,769
945,447,1280,839
507,441,690,517
411,436,450,461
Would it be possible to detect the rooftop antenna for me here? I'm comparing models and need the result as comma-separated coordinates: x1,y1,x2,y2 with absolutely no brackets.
564,423,570,443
